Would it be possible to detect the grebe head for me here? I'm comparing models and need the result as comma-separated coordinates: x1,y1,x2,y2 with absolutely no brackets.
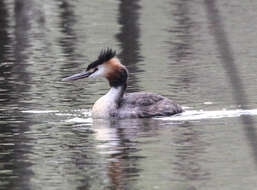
62,48,128,87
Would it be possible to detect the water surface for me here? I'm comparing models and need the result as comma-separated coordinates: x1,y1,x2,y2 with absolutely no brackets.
1,0,257,189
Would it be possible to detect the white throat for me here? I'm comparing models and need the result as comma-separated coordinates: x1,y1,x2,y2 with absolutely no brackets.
92,86,124,118
104,86,123,103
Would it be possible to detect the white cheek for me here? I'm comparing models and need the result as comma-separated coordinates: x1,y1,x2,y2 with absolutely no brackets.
89,65,105,78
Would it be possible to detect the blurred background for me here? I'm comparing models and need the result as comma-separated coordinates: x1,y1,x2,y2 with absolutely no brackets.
0,0,257,189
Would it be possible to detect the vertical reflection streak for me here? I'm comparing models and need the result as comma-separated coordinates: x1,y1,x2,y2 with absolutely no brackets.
58,0,79,66
116,0,142,92
204,0,257,168
167,0,195,102
172,124,210,186
0,1,35,189
168,0,209,185
169,0,192,63
0,0,11,105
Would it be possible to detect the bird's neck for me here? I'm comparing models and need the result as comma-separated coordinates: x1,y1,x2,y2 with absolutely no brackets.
106,83,126,105
92,84,126,118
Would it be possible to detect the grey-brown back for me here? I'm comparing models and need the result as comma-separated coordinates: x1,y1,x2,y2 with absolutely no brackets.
113,92,183,118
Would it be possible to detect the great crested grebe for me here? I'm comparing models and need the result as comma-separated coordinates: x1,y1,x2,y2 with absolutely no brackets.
63,49,183,118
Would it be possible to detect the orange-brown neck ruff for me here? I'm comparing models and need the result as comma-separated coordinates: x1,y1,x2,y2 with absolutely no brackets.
103,58,128,88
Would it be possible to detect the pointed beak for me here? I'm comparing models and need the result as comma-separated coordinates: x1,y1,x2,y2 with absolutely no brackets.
62,71,91,81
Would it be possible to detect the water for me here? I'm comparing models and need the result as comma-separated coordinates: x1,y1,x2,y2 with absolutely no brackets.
1,0,257,189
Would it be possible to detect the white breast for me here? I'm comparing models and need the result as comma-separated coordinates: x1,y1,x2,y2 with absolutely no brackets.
92,87,122,118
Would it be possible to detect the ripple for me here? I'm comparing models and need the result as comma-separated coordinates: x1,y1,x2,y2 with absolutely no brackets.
157,109,257,121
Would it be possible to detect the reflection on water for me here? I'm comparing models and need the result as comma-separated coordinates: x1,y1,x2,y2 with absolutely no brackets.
172,123,210,184
116,0,142,92
1,0,257,189
92,119,150,189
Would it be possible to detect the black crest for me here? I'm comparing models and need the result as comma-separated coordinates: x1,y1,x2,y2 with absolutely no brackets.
98,48,116,63
87,48,116,71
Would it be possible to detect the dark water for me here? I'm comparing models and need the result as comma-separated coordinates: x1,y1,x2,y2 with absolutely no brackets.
1,0,257,189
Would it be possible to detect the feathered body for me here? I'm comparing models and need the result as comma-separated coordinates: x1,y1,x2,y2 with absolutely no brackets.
63,48,183,118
